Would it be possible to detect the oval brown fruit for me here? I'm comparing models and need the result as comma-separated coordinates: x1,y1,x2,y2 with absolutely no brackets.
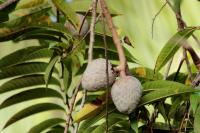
111,76,142,114
81,58,116,91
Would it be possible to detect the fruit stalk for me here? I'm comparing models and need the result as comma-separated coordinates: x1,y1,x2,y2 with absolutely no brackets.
88,0,98,62
100,0,127,77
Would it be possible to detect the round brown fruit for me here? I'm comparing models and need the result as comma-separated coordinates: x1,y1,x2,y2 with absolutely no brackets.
64,14,89,37
111,76,142,114
81,58,116,91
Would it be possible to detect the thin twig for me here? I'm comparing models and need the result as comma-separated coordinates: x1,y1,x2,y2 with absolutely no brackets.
178,101,190,132
163,58,173,80
183,48,192,81
68,13,102,57
79,0,98,113
65,95,70,109
174,57,185,81
192,72,200,87
178,111,187,132
80,90,87,108
184,108,191,132
57,10,65,92
165,0,176,13
64,79,82,133
73,2,98,133
147,104,159,133
151,1,167,38
78,8,92,36
0,0,18,10
88,0,98,62
192,34,200,48
73,89,87,133
56,10,60,23
102,15,109,133
56,9,62,41
100,0,127,77
186,46,200,70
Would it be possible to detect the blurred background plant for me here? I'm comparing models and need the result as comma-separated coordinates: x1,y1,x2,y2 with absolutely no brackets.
0,0,200,133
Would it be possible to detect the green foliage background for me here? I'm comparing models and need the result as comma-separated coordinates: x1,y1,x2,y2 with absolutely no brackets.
0,0,200,133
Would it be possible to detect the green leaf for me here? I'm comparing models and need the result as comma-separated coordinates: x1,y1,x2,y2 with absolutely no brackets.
63,39,85,79
0,62,57,79
15,34,62,42
131,67,163,82
168,97,182,118
108,120,130,133
0,62,55,77
28,118,65,133
82,126,98,133
190,93,200,113
45,56,60,87
0,46,44,69
158,102,168,122
78,106,116,133
63,64,70,91
0,0,20,22
94,19,112,36
194,105,200,133
154,27,196,72
52,0,79,28
15,29,68,41
167,72,188,84
88,113,128,133
0,74,60,94
10,2,50,20
46,125,64,133
0,7,50,39
0,12,9,23
23,48,53,61
152,122,170,131
91,118,125,133
139,86,199,107
73,103,104,123
0,7,71,42
142,80,186,92
85,35,137,62
0,88,63,109
130,119,138,133
91,48,131,61
16,0,46,10
3,103,65,129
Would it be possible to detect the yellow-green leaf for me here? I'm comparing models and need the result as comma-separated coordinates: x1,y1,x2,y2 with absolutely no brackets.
154,27,196,72
73,103,104,123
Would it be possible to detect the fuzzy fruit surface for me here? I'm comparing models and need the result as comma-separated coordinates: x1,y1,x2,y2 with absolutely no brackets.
111,76,142,114
64,14,89,37
81,58,116,91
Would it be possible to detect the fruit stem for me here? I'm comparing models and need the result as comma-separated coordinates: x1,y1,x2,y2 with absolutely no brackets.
88,0,97,62
64,79,81,133
78,8,91,36
100,0,127,77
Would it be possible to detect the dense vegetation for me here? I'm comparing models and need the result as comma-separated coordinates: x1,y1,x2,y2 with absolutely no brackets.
0,0,200,133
